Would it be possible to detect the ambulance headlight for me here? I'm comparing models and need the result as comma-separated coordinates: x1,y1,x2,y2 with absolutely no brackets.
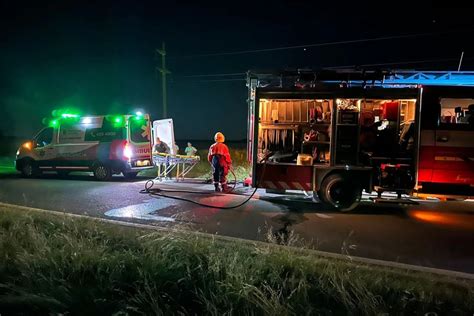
22,141,32,150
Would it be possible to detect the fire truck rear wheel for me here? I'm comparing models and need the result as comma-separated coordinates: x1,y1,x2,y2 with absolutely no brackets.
93,163,112,181
318,173,361,212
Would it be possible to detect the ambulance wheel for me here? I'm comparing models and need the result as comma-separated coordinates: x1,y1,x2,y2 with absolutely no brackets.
93,163,112,181
318,173,361,212
20,160,39,178
123,172,138,180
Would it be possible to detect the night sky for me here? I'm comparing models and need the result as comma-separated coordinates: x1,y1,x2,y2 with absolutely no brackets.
1,1,473,141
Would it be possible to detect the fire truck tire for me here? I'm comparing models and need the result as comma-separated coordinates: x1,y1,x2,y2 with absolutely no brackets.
123,172,138,180
93,162,112,181
20,159,39,178
318,173,361,212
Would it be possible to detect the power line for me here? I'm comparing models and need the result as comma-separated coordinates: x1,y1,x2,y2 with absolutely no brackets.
180,72,246,78
171,55,473,83
173,56,472,81
324,57,473,69
197,78,246,82
172,30,472,59
173,78,246,83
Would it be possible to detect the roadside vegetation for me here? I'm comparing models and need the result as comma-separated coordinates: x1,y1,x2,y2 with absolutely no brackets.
0,207,473,315
0,157,15,175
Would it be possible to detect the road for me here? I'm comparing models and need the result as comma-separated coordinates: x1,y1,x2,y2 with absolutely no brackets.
1,171,473,274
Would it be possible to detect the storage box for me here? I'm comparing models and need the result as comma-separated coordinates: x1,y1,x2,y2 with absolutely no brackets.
297,154,313,166
338,111,359,124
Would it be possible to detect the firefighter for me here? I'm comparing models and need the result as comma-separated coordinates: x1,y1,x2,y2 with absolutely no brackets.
208,132,232,192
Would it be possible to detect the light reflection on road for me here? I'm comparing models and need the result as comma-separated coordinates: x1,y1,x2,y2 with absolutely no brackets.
410,210,474,230
105,199,176,222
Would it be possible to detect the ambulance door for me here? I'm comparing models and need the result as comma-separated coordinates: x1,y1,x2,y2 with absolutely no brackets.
152,119,175,155
33,127,57,168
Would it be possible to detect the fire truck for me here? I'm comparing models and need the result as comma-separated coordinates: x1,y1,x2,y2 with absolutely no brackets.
247,70,474,210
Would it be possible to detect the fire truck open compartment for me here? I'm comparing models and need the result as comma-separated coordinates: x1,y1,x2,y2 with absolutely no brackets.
248,70,474,210
257,98,333,164
251,90,419,210
255,97,417,167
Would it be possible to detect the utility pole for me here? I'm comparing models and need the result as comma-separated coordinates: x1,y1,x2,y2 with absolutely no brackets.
157,42,170,118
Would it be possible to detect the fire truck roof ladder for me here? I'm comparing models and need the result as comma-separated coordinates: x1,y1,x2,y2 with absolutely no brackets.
248,69,474,88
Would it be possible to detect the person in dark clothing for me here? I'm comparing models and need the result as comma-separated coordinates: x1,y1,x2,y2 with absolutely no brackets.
153,137,170,154
399,121,415,153
468,104,474,128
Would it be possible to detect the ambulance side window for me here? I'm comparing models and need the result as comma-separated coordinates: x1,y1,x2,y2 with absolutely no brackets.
59,124,86,144
34,127,54,148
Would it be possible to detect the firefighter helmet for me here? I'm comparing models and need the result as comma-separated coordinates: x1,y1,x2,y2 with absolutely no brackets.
214,132,225,143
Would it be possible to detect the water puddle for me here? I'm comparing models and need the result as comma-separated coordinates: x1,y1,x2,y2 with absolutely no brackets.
105,198,179,222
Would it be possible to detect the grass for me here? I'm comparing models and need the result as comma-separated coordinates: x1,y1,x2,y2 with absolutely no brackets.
140,148,251,181
0,157,15,175
0,208,473,315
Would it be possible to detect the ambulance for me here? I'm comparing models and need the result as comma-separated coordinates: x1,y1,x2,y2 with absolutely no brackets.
15,113,153,180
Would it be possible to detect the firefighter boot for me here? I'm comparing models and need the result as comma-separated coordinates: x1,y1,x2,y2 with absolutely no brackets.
214,183,221,192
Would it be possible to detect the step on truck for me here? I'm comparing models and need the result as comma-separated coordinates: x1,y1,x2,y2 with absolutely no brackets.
247,69,474,210
15,112,153,180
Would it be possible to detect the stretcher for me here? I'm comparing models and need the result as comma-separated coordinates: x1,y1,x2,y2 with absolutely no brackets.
153,153,201,181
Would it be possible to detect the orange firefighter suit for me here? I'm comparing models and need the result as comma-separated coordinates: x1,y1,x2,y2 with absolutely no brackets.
208,133,232,192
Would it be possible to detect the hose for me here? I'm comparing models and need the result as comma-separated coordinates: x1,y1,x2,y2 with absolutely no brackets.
140,156,269,210
140,179,258,209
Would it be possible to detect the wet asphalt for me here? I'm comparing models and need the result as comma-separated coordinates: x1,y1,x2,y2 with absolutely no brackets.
1,171,473,274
